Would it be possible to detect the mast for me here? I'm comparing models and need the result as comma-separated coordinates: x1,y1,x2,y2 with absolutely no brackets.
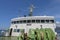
29,5,34,16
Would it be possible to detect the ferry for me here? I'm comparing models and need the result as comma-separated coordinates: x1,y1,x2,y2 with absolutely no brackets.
7,5,57,37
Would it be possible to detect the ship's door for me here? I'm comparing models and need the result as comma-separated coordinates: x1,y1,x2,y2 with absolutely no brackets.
9,28,13,36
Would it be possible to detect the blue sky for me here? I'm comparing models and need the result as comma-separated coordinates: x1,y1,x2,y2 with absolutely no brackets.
0,0,60,29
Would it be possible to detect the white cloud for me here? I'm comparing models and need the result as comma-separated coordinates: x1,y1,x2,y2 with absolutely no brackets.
53,0,60,3
55,0,60,2
56,21,60,27
54,14,60,18
56,21,60,24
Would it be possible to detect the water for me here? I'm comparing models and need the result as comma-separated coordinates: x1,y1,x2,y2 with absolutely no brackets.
0,30,7,36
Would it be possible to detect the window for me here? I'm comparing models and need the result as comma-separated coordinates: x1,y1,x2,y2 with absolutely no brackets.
20,21,22,23
14,29,20,32
27,20,31,23
17,29,20,32
36,20,40,23
17,21,19,24
23,20,26,23
50,20,54,23
14,21,16,24
11,21,14,24
46,20,49,23
14,29,16,32
41,20,45,23
11,21,20,24
32,20,35,23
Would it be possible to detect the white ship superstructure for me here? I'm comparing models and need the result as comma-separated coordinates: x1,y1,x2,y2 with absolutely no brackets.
9,16,56,36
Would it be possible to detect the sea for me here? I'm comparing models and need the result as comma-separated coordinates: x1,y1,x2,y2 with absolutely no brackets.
0,30,7,36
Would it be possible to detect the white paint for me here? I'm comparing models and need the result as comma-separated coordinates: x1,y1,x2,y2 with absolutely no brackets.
9,16,56,36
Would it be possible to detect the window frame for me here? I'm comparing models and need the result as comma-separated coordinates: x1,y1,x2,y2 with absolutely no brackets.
36,20,40,23
41,20,45,23
49,20,54,23
14,29,20,32
32,20,35,23
27,20,31,23
45,20,49,23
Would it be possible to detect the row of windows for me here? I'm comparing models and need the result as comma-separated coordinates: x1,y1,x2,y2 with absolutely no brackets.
14,29,20,32
11,20,54,24
14,29,24,32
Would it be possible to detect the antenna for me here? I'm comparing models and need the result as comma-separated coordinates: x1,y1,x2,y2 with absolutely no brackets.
29,4,35,16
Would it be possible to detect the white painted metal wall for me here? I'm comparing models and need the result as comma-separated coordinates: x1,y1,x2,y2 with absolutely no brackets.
10,23,56,36
9,16,56,36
